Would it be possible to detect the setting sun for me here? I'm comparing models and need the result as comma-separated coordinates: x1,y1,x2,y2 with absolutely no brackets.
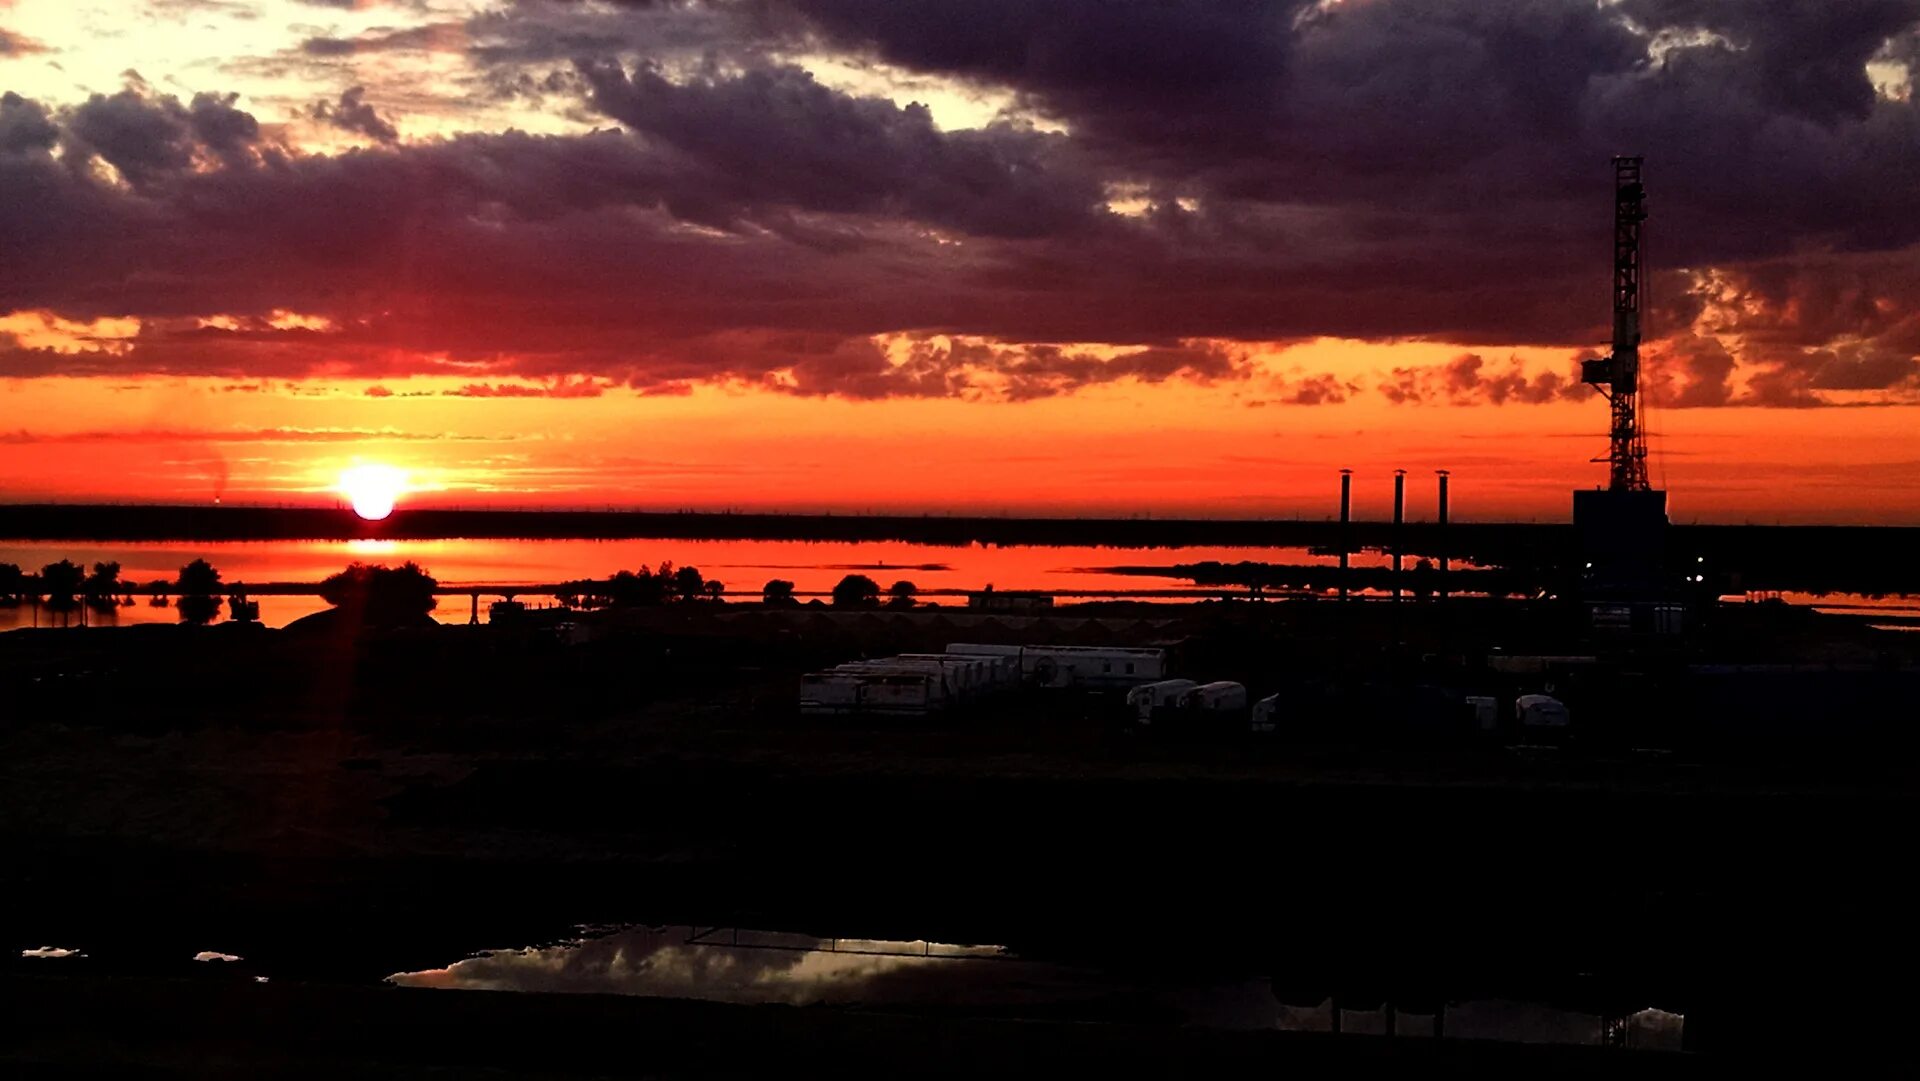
339,465,408,521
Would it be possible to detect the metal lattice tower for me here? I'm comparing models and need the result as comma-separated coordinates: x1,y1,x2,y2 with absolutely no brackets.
1581,156,1651,492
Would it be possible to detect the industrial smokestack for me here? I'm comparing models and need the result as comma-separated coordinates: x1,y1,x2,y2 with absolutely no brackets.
1392,469,1406,602
1339,469,1352,602
1436,470,1450,602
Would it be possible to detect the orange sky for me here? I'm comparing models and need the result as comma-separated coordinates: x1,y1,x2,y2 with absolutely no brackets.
4,337,1917,523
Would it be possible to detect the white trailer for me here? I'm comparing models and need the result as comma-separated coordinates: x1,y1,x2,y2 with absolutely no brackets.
1021,646,1166,688
832,661,957,711
857,673,943,715
1127,679,1198,725
896,653,1003,697
1251,694,1281,733
1515,693,1570,728
1180,681,1249,714
799,673,865,716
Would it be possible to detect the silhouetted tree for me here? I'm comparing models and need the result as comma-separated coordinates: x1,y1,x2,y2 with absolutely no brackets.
84,561,123,611
832,573,880,609
0,563,23,604
40,560,82,611
705,579,725,603
762,578,796,607
887,580,919,609
319,561,438,625
672,565,707,603
1411,558,1435,602
607,568,668,607
176,559,223,625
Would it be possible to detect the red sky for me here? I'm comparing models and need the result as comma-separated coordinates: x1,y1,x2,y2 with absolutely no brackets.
4,2,1920,522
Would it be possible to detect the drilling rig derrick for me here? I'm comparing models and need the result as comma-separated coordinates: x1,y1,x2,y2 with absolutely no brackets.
1573,157,1669,615
1581,155,1651,493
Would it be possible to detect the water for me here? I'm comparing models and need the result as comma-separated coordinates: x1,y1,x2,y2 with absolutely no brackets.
4,537,1912,632
12,922,1681,1048
385,923,1684,1048
0,537,1355,630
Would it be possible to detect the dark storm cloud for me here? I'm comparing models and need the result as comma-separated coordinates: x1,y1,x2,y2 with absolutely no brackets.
576,59,1105,239
308,86,400,143
1,93,60,155
8,1,1920,405
779,0,1308,161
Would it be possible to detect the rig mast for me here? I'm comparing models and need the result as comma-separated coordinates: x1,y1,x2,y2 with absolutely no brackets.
1581,155,1651,492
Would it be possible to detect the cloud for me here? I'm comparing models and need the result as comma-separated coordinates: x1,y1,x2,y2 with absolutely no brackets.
5,3,1920,408
308,86,399,144
0,28,53,57
1644,331,1736,407
0,426,499,444
1378,353,1582,406
300,22,468,58
576,58,1105,239
445,377,612,398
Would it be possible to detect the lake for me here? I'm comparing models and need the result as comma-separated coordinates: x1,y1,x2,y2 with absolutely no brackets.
3,536,1915,631
0,536,1366,629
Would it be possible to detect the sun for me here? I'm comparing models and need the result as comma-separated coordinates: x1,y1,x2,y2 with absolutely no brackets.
339,464,408,521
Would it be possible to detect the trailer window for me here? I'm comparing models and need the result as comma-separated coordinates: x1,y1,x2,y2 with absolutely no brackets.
1125,663,1135,674
1103,662,1112,673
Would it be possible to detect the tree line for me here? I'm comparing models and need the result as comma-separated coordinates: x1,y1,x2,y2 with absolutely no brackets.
2,557,928,628
0,558,241,625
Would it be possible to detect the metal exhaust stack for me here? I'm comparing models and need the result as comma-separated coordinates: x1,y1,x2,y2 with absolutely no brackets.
1339,469,1352,602
1392,469,1406,602
1436,470,1450,601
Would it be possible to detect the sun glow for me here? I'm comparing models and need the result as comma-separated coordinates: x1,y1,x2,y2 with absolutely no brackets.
339,464,408,521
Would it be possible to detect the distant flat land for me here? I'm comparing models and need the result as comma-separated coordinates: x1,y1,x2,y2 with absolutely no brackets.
3,503,1919,593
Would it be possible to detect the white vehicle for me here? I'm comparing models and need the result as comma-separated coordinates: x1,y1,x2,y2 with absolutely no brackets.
1251,694,1281,733
1515,693,1570,728
1466,695,1500,731
1127,679,1199,725
1180,681,1249,714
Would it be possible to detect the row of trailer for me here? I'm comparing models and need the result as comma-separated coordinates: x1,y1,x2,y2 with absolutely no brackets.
799,643,1168,717
798,642,1575,737
1130,680,1573,736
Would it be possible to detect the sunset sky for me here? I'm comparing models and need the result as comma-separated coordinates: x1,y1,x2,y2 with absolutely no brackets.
5,0,1920,522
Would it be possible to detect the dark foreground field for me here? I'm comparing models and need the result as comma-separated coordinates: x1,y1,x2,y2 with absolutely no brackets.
5,599,1919,1072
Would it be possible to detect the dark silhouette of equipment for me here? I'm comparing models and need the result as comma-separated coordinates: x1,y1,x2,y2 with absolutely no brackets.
1580,156,1651,492
1338,469,1352,602
1391,469,1406,602
1574,157,1673,621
